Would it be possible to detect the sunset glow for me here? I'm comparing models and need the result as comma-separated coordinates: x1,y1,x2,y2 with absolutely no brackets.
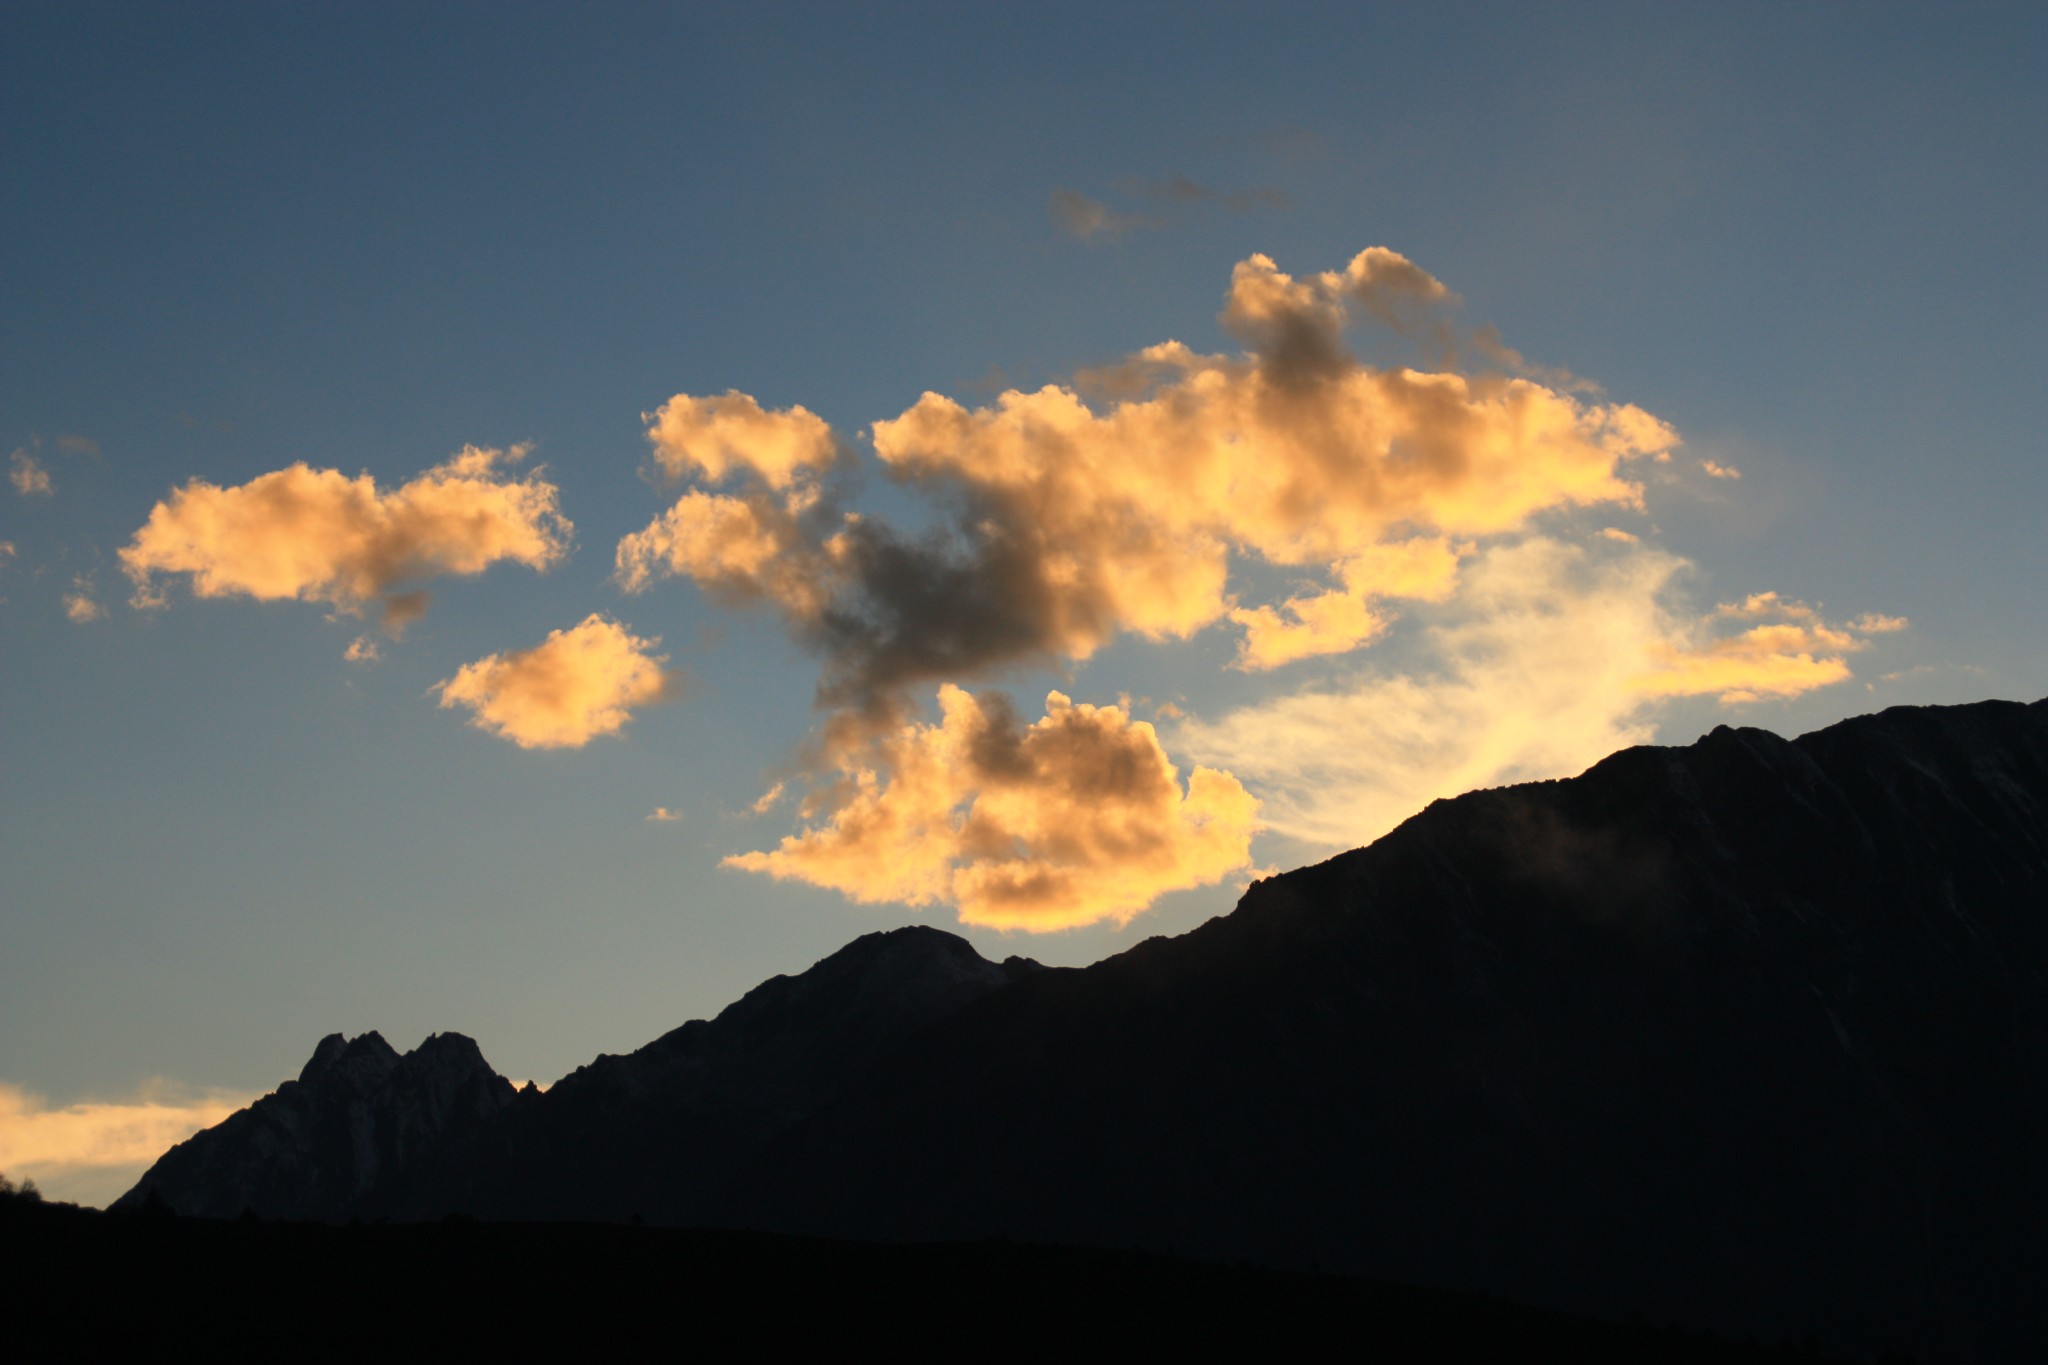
3,4,2041,1206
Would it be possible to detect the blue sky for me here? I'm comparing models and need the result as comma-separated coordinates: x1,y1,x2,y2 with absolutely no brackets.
3,2,2044,1202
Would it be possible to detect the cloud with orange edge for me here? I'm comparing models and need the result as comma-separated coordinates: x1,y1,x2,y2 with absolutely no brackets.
120,444,569,628
727,688,1259,930
0,1079,257,1208
619,249,1678,714
1178,538,1903,850
614,247,1899,929
436,614,673,750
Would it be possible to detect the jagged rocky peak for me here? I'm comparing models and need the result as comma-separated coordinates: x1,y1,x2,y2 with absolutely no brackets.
116,1029,517,1220
293,1030,401,1094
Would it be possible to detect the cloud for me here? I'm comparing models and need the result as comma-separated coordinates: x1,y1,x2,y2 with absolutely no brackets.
646,806,684,823
1228,536,1461,670
728,688,1258,930
621,249,1676,718
436,615,672,749
645,391,839,490
56,434,100,458
120,445,570,626
621,247,1893,930
344,635,381,663
1176,538,1898,850
1052,177,1290,239
1701,459,1741,480
749,780,787,815
0,1078,256,1208
1050,189,1147,239
10,449,52,495
63,576,104,623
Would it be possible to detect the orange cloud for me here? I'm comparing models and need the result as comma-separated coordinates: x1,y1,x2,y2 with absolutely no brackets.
120,445,569,626
9,448,52,495
436,615,672,750
620,249,1677,710
645,391,838,490
1178,538,1902,850
62,577,103,623
1635,593,1901,704
728,688,1259,930
614,489,836,615
1230,537,1461,670
0,1079,256,1208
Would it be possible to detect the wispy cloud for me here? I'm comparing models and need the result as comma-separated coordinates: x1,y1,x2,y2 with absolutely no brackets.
1050,174,1289,239
0,1078,257,1208
62,575,104,623
9,448,53,496
1178,539,1900,849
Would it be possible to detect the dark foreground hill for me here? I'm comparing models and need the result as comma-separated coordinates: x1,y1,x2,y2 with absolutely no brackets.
4,1195,1843,1362
120,698,2048,1361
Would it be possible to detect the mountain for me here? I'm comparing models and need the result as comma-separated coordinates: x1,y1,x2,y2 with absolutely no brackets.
118,924,1041,1224
119,697,2048,1359
113,1030,516,1220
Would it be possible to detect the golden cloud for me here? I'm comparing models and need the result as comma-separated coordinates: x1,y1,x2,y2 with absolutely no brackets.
62,577,103,623
436,614,672,750
646,391,838,489
0,1079,255,1208
120,445,569,625
728,688,1259,930
1178,539,1902,850
620,249,1677,711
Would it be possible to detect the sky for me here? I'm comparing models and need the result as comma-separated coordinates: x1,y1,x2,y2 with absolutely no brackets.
3,1,2045,1205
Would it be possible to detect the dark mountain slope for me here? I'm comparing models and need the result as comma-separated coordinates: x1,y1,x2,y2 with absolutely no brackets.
113,1030,515,1220
121,926,1038,1224
418,923,1041,1223
118,698,2048,1358
714,699,2048,1359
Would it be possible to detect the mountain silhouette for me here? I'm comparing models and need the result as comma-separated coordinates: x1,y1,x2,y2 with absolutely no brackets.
119,697,2048,1359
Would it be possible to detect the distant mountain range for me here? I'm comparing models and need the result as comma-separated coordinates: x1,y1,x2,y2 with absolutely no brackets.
120,698,2048,1361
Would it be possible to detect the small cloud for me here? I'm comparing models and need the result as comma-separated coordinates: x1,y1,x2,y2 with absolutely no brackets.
1701,459,1742,480
1597,527,1640,543
1850,612,1910,634
645,806,684,823
119,445,569,623
0,541,15,560
1053,177,1289,240
1050,189,1145,239
10,449,53,496
728,688,1259,931
749,780,787,815
1153,700,1186,720
436,614,673,750
56,434,100,458
344,635,381,663
63,577,104,623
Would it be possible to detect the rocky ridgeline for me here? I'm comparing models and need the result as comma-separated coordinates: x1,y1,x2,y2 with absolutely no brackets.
119,698,2048,1361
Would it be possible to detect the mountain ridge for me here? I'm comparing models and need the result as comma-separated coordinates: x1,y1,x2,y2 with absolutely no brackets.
120,696,2048,1360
